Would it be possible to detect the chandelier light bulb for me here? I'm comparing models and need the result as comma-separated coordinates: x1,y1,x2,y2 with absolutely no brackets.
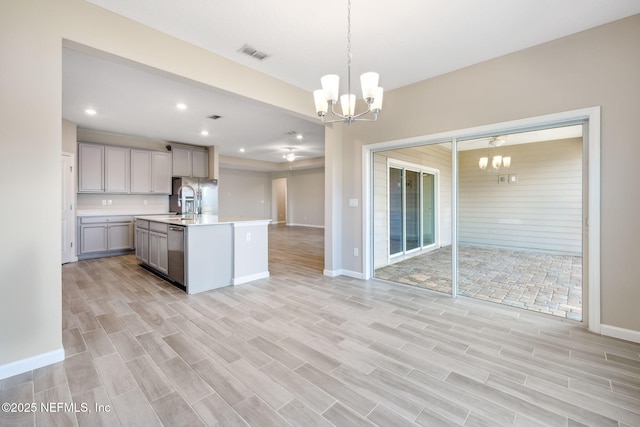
320,74,340,103
479,157,488,170
313,90,328,116
492,155,503,170
502,156,511,168
360,72,379,101
340,94,356,117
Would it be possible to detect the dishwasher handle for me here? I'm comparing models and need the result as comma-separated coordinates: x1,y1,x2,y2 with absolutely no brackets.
169,226,185,232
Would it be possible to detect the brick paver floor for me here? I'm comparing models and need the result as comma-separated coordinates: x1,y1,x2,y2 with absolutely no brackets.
375,245,582,320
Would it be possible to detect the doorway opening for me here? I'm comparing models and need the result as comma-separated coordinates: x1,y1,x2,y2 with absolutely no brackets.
367,109,598,327
271,177,287,224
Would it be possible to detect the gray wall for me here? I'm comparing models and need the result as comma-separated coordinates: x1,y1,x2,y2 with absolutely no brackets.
218,168,272,220
220,167,325,227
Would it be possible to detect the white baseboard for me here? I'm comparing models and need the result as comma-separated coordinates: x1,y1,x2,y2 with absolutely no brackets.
286,223,325,229
233,271,269,285
600,324,640,344
323,269,364,280
0,348,65,380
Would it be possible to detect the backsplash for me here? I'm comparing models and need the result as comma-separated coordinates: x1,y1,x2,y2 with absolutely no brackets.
77,194,169,214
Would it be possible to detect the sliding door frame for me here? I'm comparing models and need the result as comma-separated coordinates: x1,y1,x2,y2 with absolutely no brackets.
362,107,601,333
386,159,441,262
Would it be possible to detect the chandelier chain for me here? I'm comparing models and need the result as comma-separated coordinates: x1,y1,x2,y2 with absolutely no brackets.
347,0,352,101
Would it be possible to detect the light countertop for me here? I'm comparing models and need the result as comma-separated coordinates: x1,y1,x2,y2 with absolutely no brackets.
77,209,171,217
136,214,271,227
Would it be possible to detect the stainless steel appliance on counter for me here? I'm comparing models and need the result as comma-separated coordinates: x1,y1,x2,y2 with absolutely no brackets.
170,177,219,215
168,225,185,287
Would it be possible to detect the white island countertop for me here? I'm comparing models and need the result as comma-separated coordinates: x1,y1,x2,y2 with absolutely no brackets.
137,214,271,227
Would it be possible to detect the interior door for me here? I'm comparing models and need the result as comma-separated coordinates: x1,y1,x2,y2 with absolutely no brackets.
61,153,75,264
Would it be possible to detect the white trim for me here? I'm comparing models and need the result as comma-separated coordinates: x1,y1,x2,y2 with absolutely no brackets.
323,269,364,279
362,107,601,332
233,271,269,285
286,223,325,229
600,324,640,344
0,348,65,380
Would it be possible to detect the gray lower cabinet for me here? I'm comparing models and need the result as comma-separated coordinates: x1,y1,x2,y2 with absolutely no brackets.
148,232,168,274
139,220,168,275
78,216,134,259
135,219,149,263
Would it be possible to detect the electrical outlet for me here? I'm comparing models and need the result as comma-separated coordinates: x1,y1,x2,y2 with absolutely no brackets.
143,200,148,205
246,232,251,242
107,200,112,205
353,248,359,257
101,200,106,205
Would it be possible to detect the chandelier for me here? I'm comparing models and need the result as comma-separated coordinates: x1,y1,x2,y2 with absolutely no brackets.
313,0,383,124
479,136,511,171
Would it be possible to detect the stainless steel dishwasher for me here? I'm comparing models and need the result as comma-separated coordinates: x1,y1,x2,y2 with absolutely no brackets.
168,225,185,286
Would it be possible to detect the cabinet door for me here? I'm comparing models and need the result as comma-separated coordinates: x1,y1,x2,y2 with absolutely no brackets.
172,148,191,177
130,150,152,193
108,223,133,250
80,224,108,253
156,233,169,274
148,231,168,274
192,150,209,178
135,228,148,262
78,143,104,192
148,232,159,269
151,152,171,194
105,146,130,193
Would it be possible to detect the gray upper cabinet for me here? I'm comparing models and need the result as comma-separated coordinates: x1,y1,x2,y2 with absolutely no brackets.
172,147,208,178
172,148,191,177
192,150,208,178
130,149,151,193
79,143,171,195
131,149,171,194
78,143,104,192
105,146,130,193
151,151,171,194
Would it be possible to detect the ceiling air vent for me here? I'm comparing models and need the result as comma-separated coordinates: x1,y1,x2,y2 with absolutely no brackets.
238,44,270,61
207,114,222,120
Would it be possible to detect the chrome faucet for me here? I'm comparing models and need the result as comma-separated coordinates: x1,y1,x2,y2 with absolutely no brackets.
177,185,195,215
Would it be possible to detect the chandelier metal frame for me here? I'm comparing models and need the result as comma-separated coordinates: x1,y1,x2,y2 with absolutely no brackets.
313,0,383,125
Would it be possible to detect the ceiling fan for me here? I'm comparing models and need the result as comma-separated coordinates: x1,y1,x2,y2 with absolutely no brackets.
282,148,304,162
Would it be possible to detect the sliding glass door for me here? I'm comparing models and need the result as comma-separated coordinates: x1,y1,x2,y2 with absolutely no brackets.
388,162,438,258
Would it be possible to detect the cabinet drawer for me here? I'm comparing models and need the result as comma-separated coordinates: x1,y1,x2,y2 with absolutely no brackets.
81,215,133,224
135,219,149,230
149,221,168,234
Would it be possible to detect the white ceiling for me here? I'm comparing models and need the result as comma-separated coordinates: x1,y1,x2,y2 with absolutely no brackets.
63,1,640,166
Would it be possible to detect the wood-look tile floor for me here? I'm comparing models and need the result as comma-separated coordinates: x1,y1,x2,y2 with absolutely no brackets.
2,225,640,426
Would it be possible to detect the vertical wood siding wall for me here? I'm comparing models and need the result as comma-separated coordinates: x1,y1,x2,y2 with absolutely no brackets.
458,138,582,255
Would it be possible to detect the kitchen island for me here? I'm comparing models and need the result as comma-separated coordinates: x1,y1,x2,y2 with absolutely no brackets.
135,215,270,294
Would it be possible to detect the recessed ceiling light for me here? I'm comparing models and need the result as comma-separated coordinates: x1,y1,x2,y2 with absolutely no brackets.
296,134,303,140
239,148,245,153
200,130,209,136
176,103,187,110
85,108,97,115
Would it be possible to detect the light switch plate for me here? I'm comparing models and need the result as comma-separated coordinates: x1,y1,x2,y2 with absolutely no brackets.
349,198,359,207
